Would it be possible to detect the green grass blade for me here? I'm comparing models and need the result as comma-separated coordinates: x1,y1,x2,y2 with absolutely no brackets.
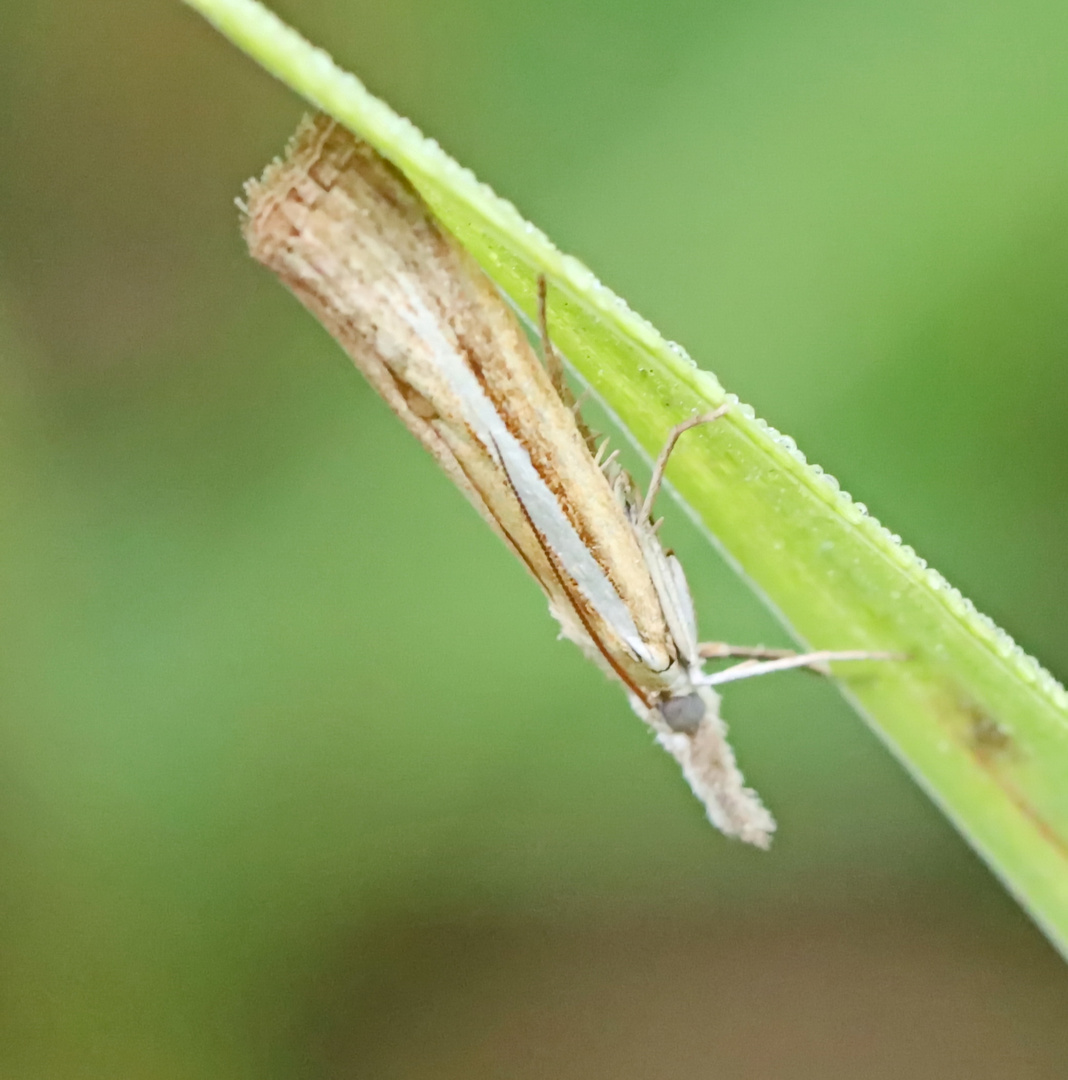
183,0,1068,954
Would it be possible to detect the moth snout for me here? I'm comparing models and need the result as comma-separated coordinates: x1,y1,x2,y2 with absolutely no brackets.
659,692,706,735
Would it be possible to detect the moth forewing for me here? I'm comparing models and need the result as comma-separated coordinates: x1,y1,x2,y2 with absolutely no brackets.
244,118,674,674
243,113,776,847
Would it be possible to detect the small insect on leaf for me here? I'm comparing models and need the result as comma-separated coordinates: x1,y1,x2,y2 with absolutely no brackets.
242,114,893,847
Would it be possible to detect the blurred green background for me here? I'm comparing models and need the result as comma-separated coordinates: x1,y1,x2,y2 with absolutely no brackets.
2,0,1068,1076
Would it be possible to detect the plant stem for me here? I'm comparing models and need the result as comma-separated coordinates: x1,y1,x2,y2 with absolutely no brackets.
184,0,1068,957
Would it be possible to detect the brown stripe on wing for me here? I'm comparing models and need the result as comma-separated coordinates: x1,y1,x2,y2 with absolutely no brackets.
450,321,631,615
487,435,654,709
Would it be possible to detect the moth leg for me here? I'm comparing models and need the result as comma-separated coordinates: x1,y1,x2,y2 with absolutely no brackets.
640,405,731,523
700,649,902,688
699,642,834,675
536,275,572,405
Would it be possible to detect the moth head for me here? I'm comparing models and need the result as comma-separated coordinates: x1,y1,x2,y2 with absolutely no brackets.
658,692,706,735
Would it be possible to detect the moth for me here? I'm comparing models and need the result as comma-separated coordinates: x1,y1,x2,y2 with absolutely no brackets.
242,114,886,847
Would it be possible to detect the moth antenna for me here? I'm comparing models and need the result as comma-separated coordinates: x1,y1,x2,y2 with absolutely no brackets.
640,405,731,523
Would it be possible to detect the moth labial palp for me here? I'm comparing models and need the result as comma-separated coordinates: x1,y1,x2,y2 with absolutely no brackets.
242,113,893,850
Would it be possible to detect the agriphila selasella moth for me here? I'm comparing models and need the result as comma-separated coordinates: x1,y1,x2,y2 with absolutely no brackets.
242,115,893,847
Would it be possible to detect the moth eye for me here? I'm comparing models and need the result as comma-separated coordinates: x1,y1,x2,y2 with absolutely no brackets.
659,693,705,735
